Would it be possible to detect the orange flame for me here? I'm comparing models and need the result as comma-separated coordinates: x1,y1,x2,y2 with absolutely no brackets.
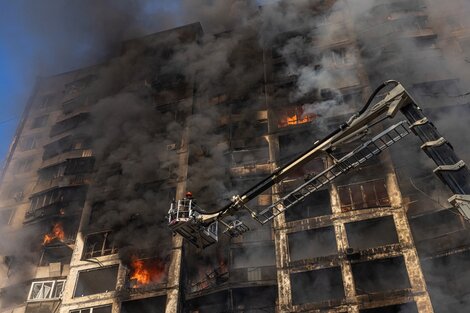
129,257,165,287
43,223,65,245
279,108,317,128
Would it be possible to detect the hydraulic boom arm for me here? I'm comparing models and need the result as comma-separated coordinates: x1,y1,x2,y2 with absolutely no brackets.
168,81,470,248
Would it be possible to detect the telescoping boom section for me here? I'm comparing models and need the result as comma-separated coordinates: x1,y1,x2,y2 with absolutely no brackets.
167,81,470,249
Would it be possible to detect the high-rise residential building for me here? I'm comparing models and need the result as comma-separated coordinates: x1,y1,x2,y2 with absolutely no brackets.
1,1,470,312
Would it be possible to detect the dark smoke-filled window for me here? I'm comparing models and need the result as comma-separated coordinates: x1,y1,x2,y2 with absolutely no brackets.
290,267,344,305
64,157,95,175
360,302,418,313
121,296,166,313
352,257,411,295
83,231,117,259
50,112,89,137
73,265,118,297
39,244,73,266
288,226,337,261
70,305,112,313
345,216,399,251
285,189,331,222
337,179,390,212
231,243,276,269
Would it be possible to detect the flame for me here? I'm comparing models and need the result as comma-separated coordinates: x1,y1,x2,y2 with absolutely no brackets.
279,108,317,128
43,223,65,245
129,257,165,287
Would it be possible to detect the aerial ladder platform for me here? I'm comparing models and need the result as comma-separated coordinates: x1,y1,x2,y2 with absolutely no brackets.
167,81,470,248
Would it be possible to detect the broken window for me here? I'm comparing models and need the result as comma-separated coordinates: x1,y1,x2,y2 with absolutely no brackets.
231,243,276,268
290,267,344,305
285,189,331,222
360,302,418,313
39,244,73,266
19,135,40,151
83,231,117,259
346,216,399,251
31,115,48,129
70,305,112,313
352,257,411,295
27,279,65,301
74,265,118,297
50,113,89,137
29,186,87,212
288,226,337,261
43,136,92,160
337,179,390,212
121,296,166,313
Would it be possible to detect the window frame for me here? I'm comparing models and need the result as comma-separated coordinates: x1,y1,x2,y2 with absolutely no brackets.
27,279,66,302
70,305,112,313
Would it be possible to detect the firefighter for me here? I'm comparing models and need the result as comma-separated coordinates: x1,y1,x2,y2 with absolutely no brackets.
180,191,194,218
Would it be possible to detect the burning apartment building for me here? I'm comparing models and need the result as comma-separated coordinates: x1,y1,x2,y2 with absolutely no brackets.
1,0,470,312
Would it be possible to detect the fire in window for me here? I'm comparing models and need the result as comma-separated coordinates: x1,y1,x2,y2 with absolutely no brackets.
127,257,167,288
27,280,65,302
278,106,317,128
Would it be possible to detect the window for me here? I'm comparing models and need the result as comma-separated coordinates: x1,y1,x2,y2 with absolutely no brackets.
31,115,48,129
70,305,112,313
291,267,344,305
29,186,87,212
62,97,86,115
16,157,33,173
50,113,89,137
83,231,117,259
19,135,40,151
38,94,54,109
337,179,390,212
64,157,95,175
0,208,14,226
64,76,94,97
74,266,118,297
27,280,65,302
